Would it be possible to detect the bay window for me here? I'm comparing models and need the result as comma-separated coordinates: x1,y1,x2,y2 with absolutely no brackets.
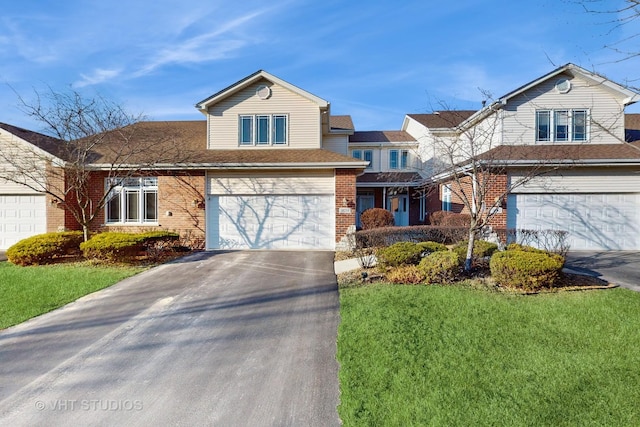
106,177,158,224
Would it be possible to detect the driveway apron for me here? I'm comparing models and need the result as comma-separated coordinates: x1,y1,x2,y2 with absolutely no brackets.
0,251,340,426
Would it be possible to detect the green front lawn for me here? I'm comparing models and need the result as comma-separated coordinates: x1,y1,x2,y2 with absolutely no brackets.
0,262,143,329
338,284,640,426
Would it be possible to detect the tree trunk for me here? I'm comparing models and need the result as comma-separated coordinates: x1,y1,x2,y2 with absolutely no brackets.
82,224,89,242
464,229,476,272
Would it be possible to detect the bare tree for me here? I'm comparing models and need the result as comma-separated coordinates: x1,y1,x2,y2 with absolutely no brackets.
0,88,187,241
423,102,577,271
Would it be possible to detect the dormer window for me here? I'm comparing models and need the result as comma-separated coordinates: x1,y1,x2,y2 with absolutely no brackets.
239,114,288,146
536,109,588,142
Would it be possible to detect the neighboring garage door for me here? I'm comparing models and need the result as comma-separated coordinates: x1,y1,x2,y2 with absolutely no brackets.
206,170,336,250
0,195,47,249
507,193,640,250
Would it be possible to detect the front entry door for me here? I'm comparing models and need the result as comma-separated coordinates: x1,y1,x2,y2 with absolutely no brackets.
387,194,409,226
356,195,375,228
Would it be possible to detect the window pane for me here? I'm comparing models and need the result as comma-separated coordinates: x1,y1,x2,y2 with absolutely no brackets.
240,116,253,145
573,110,587,141
126,191,139,222
555,110,569,141
256,115,270,144
364,150,373,169
401,150,408,169
536,111,550,141
273,115,287,144
389,150,398,169
106,191,121,223
352,150,362,159
144,190,157,221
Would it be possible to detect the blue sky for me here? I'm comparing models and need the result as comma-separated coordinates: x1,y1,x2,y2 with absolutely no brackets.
1,0,639,132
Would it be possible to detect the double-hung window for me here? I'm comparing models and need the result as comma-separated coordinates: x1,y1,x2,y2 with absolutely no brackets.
238,114,288,145
389,149,409,169
352,149,373,169
106,177,158,224
442,184,452,212
536,109,589,142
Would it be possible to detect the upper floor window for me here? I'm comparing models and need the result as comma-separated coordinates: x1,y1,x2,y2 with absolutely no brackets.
389,149,409,169
239,114,288,146
536,109,588,142
106,177,158,224
352,149,373,169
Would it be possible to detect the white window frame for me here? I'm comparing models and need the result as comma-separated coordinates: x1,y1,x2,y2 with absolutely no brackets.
419,192,427,221
536,109,589,142
238,114,289,146
389,149,409,170
442,184,452,212
353,149,374,169
106,177,158,225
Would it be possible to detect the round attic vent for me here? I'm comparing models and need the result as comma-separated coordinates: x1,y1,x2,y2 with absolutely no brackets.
256,85,272,100
555,78,571,94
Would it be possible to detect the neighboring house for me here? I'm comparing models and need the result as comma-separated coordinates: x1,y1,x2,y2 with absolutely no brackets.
348,131,427,227
0,70,367,250
406,63,640,250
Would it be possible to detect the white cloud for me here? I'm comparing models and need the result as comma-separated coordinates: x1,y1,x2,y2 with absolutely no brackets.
74,68,122,88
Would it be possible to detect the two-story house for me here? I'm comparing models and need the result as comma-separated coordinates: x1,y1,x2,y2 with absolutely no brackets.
403,63,640,250
0,70,367,250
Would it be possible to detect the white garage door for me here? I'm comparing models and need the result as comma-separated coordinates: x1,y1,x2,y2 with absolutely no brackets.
0,195,47,249
207,195,335,250
507,193,640,250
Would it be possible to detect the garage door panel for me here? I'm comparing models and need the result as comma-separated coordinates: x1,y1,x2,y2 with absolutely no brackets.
508,193,640,250
0,195,47,249
208,195,334,250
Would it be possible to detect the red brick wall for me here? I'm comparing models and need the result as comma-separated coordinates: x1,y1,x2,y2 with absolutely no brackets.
441,172,508,228
335,169,358,243
45,165,67,232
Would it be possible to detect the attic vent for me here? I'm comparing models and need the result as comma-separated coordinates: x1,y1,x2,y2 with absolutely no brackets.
555,78,571,94
256,85,272,100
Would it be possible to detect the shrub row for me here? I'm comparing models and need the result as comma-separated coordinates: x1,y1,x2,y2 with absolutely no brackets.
7,231,180,266
7,231,84,266
356,226,469,248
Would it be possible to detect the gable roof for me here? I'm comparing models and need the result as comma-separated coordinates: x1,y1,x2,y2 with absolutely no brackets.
407,111,476,129
330,115,354,132
349,130,416,143
0,122,66,161
195,70,329,112
459,63,640,131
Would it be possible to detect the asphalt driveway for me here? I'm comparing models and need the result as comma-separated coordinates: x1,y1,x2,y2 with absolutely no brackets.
0,251,340,426
565,251,640,292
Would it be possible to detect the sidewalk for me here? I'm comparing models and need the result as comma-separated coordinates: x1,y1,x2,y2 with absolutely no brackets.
334,255,376,274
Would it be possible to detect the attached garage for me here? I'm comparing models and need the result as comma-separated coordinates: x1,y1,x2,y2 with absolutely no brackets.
507,170,640,250
0,194,47,250
206,170,336,250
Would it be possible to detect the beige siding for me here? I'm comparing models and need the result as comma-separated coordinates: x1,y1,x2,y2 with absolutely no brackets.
207,169,335,195
502,72,626,145
207,78,321,149
322,134,349,155
510,167,640,193
0,134,47,194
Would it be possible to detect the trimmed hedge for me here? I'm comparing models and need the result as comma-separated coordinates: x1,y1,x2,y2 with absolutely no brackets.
376,242,423,269
80,231,179,262
360,208,394,230
453,240,498,266
417,241,448,254
356,226,469,248
7,231,84,266
490,250,565,291
418,251,460,284
429,211,471,227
